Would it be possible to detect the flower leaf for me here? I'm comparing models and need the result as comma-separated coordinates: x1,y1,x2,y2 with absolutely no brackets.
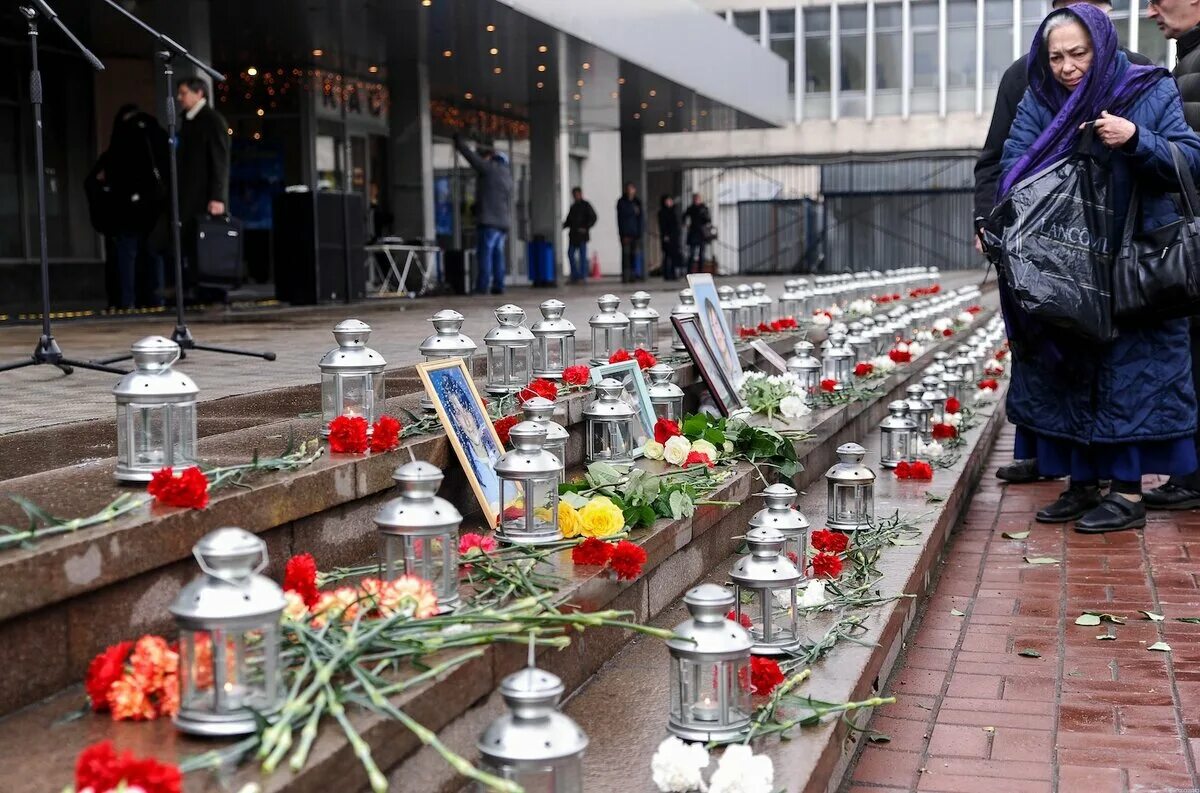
1147,641,1172,652
1002,530,1030,540
1017,648,1042,658
1074,613,1102,626
1096,633,1117,640
1176,617,1200,624
950,608,965,617
1024,556,1060,565
1139,610,1165,622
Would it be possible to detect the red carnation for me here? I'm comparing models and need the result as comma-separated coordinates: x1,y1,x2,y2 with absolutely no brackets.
147,466,209,510
633,348,657,370
930,284,941,294
854,362,874,378
889,348,912,364
738,326,758,339
654,417,682,444
966,305,982,314
931,423,957,440
810,551,844,579
945,397,961,415
283,553,320,608
609,349,632,364
748,656,785,696
893,460,912,479
562,365,591,386
769,320,784,332
84,641,134,711
820,379,838,393
76,740,182,793
610,540,648,580
369,415,402,453
810,527,849,554
757,322,771,333
942,328,954,337
978,378,999,390
493,415,519,446
726,609,753,629
328,415,369,454
910,461,934,479
683,451,715,468
459,532,498,556
571,537,615,566
519,378,559,404
995,348,1008,360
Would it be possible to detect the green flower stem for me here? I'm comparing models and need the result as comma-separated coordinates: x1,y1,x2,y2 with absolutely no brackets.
0,493,149,550
325,680,389,793
287,691,327,772
743,670,812,744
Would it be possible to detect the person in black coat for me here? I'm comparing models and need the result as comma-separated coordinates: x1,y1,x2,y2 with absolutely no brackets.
175,78,230,292
657,195,683,281
616,183,644,283
972,0,1150,486
562,187,597,283
682,193,711,273
84,104,169,308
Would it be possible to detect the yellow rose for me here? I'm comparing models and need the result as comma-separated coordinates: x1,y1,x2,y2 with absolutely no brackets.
559,501,583,538
579,495,625,538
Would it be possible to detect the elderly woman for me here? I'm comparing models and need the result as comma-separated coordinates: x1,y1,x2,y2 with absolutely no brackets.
998,3,1200,533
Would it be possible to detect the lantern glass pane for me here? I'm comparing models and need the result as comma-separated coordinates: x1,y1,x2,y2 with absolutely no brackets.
782,534,806,567
508,345,530,384
131,404,167,468
528,476,558,534
675,657,723,724
740,587,799,645
488,347,506,384
337,375,369,421
116,404,130,464
589,420,631,461
321,374,340,424
883,429,910,464
730,658,752,718
500,479,526,534
180,628,273,715
652,396,683,423
370,372,386,423
630,321,650,350
478,762,580,793
562,335,575,367
172,403,197,466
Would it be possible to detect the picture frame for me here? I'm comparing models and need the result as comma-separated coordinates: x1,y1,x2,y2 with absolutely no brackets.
589,359,655,457
749,339,789,374
687,273,743,381
672,315,743,416
416,357,505,526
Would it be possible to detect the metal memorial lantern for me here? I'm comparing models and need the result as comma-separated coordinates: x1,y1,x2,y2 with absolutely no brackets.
319,319,386,436
522,397,570,483
921,375,949,425
495,422,563,545
646,363,685,421
822,333,853,388
778,279,801,320
666,584,753,742
627,291,660,352
418,310,477,412
589,294,630,365
671,288,699,351
752,282,774,323
374,461,462,614
879,400,918,468
846,322,872,363
477,654,588,792
170,528,285,736
729,528,803,656
736,284,757,327
113,336,199,483
583,378,637,465
905,383,934,440
718,285,741,331
748,482,810,565
485,305,535,396
786,340,822,397
530,299,576,380
824,442,875,533
941,365,964,402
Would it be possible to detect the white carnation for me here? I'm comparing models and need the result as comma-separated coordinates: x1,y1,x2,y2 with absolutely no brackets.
984,359,1004,375
664,435,692,466
871,355,897,373
708,745,774,793
812,312,832,327
932,317,953,333
799,579,827,608
917,439,944,458
691,439,720,462
946,411,963,429
828,304,844,316
975,386,996,402
908,341,926,358
723,440,735,455
915,329,934,342
779,395,811,419
644,440,665,460
651,736,710,792
957,311,976,325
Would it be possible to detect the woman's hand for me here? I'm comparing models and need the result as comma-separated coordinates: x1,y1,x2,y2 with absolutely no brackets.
1090,111,1137,149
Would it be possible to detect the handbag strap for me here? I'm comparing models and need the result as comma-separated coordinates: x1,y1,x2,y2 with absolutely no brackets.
1169,142,1200,220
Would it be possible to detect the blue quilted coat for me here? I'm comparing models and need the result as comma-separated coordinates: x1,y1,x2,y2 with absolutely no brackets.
1000,71,1200,445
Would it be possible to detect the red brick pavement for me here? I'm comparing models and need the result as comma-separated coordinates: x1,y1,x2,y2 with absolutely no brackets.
847,426,1200,793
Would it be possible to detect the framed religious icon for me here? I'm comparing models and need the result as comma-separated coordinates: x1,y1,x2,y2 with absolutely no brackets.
687,273,743,380
589,359,656,456
417,357,505,526
749,339,789,374
672,315,743,416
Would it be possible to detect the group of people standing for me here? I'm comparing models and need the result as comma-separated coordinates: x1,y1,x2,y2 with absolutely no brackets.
976,0,1200,532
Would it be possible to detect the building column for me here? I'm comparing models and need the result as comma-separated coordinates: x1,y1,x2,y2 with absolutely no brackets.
529,33,568,284
620,126,645,204
387,8,434,241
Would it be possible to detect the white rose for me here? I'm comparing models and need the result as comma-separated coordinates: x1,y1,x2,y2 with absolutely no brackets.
908,341,926,358
975,386,996,402
915,329,934,342
871,355,897,373
663,435,692,466
812,312,832,327
708,744,774,793
946,411,963,429
779,395,811,419
643,440,665,461
651,736,710,792
893,341,909,353
723,440,735,455
691,439,720,462
957,311,975,325
799,579,827,609
932,317,952,333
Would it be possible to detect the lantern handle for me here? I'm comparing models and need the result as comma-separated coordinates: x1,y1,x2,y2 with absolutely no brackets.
193,534,269,582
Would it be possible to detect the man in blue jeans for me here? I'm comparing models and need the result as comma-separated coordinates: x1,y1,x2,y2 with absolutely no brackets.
455,134,513,294
563,186,597,283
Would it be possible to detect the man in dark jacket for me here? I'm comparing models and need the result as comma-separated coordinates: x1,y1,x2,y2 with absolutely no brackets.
1143,0,1200,509
657,194,683,281
562,187,597,283
617,183,644,283
454,134,514,294
683,193,712,274
973,0,1150,485
176,78,230,291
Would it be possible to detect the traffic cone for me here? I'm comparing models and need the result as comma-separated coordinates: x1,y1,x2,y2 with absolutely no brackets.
589,252,601,279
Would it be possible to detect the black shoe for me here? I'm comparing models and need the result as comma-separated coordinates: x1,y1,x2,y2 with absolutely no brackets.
1144,478,1200,511
491,288,505,295
1075,494,1147,533
996,458,1052,484
1035,486,1102,523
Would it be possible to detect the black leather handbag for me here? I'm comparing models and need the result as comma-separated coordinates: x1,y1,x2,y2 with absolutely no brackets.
1114,142,1200,323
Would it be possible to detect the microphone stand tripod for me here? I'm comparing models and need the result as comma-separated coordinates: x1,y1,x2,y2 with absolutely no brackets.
93,0,275,364
0,1,128,376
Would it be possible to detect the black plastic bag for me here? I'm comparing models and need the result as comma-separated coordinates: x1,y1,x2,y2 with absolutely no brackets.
990,129,1116,343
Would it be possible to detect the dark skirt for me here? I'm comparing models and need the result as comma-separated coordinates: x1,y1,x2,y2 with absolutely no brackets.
1015,425,1196,482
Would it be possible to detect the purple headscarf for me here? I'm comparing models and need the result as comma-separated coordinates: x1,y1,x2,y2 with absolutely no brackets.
997,3,1166,199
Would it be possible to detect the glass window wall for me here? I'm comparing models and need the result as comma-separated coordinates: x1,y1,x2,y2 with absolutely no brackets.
804,8,832,118
840,5,868,117
769,9,797,96
911,1,939,113
946,0,977,111
734,10,761,40
876,3,904,115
